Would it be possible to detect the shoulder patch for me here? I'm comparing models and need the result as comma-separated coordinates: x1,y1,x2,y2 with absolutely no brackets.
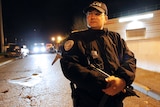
64,40,74,51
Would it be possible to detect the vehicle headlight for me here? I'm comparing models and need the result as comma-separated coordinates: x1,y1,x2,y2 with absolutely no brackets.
33,47,39,53
40,47,46,52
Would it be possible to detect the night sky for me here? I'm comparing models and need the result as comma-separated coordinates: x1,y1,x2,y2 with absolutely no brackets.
1,0,160,44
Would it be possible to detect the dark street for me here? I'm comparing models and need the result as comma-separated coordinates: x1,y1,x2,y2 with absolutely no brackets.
0,54,159,107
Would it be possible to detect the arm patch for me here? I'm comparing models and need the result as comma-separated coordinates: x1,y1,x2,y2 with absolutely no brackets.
64,40,74,51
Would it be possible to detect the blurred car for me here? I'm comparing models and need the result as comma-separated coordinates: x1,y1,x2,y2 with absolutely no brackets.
45,43,56,53
30,43,46,54
48,46,57,53
4,44,29,58
46,43,53,52
21,45,29,57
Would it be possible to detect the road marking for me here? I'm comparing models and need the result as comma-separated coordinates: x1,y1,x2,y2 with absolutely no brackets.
8,73,42,87
0,60,14,66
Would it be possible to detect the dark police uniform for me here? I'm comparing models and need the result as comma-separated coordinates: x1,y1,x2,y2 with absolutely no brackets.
60,28,136,107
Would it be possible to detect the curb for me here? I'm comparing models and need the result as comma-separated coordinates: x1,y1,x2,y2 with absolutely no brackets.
132,82,160,101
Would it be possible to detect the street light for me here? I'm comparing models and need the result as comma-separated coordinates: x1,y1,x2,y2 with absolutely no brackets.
57,36,62,43
51,35,63,53
51,37,56,50
51,37,55,42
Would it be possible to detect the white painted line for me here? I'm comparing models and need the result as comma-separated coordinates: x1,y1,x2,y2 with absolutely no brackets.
0,60,14,66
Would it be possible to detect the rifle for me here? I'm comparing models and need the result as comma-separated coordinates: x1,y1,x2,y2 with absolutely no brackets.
52,54,139,107
52,54,139,98
90,64,140,98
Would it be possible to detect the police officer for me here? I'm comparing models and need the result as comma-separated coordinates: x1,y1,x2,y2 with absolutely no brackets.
60,1,136,107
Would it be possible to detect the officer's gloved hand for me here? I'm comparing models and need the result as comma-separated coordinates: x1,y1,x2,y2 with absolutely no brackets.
102,76,126,96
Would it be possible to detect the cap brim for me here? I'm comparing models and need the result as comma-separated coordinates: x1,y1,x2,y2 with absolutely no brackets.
83,6,105,14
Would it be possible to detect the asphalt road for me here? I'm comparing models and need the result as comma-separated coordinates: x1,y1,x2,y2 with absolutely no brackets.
0,54,159,107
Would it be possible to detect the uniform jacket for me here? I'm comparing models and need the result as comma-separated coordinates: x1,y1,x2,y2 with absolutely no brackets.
60,28,136,107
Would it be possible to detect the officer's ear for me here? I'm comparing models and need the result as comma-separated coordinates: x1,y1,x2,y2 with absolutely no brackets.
104,15,108,24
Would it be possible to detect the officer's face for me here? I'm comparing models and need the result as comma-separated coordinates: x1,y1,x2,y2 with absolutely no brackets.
86,10,108,30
